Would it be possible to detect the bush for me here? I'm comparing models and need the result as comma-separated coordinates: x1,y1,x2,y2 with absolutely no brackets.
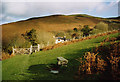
95,22,108,32
3,35,31,54
36,30,55,45
81,25,91,36
22,29,38,46
71,33,79,39
55,31,65,37
90,29,103,35
108,23,120,31
65,33,72,39
73,28,78,32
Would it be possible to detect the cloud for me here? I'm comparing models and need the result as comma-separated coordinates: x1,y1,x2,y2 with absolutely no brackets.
3,2,28,16
2,2,99,17
1,1,119,24
95,2,107,12
2,0,119,2
5,16,15,21
0,14,5,20
0,14,16,24
109,0,120,6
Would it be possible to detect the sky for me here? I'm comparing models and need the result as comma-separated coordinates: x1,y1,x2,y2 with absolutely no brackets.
0,0,119,25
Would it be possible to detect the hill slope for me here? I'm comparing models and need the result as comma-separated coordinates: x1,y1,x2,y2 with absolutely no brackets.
2,14,102,43
2,14,120,46
2,33,119,80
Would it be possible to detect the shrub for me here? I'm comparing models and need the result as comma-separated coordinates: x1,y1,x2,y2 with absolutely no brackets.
2,52,15,60
71,33,79,39
65,33,72,39
73,28,78,32
81,25,91,36
95,22,108,32
66,29,74,34
3,35,31,54
108,23,120,31
75,52,107,80
22,29,38,46
90,29,103,35
36,30,55,45
55,31,65,37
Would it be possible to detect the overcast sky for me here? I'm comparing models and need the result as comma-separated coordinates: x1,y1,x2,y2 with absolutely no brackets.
0,0,119,25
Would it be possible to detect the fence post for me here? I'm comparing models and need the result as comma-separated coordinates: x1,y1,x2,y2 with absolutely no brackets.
38,44,40,51
12,47,15,55
30,45,32,54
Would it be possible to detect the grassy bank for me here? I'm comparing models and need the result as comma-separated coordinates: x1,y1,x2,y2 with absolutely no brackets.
2,33,119,80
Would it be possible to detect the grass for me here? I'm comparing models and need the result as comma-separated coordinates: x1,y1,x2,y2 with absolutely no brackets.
0,61,2,81
2,33,119,80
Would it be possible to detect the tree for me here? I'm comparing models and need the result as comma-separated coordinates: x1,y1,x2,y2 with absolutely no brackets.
71,33,79,39
22,29,38,46
73,28,78,32
81,25,91,36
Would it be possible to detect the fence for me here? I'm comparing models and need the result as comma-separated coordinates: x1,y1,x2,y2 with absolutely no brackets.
12,43,48,55
12,47,31,55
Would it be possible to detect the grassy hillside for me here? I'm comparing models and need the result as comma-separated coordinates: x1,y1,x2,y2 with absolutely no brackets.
2,14,120,54
2,14,108,44
108,16,120,20
2,32,119,80
0,61,1,81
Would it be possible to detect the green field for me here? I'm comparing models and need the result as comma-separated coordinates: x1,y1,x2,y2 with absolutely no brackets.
0,61,2,81
2,33,119,80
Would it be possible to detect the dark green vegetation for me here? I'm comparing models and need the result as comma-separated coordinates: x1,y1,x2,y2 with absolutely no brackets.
22,29,38,46
2,33,119,80
81,25,91,36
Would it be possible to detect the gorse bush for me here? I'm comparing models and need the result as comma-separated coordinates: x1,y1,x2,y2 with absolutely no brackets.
75,52,107,80
2,52,15,60
76,39,120,80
